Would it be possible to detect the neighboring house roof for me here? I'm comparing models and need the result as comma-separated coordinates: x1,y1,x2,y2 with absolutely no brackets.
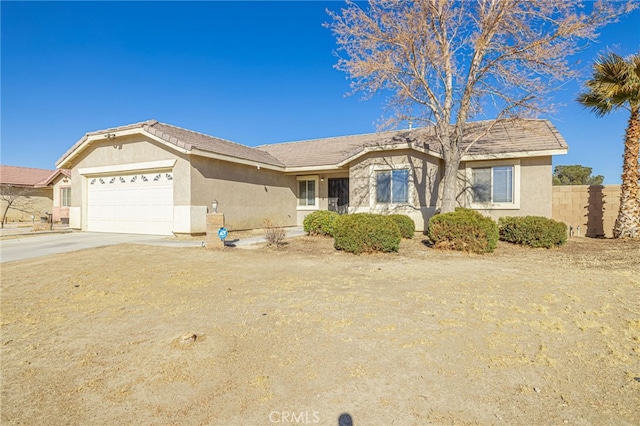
40,169,71,186
257,119,568,168
56,118,568,171
0,165,59,187
56,119,284,169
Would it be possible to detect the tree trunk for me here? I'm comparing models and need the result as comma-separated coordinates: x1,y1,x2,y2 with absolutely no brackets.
613,108,640,239
440,149,462,214
1,204,10,229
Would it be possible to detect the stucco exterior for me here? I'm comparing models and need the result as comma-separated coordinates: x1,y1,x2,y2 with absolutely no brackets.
51,173,71,222
347,149,441,230
0,186,52,222
67,134,194,232
294,171,350,225
56,119,567,236
463,156,553,220
190,156,298,230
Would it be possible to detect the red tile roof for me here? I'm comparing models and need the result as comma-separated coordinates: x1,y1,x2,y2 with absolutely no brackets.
0,165,58,187
40,169,71,186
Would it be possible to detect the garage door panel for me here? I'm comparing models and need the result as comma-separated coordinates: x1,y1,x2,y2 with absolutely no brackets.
87,171,174,235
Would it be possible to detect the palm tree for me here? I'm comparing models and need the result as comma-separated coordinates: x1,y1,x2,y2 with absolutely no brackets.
577,52,640,239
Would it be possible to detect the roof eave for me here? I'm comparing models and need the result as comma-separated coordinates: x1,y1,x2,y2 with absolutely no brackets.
278,143,443,172
283,164,345,174
462,148,568,161
336,143,443,167
56,126,191,169
56,125,284,171
190,148,285,172
0,182,38,188
38,169,71,187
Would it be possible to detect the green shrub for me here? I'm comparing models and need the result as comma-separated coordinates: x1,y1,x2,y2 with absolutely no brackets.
333,213,401,254
303,210,340,236
427,208,499,254
388,214,416,239
498,216,567,248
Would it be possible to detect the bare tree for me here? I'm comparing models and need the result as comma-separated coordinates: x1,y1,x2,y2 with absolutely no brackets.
0,185,37,228
327,0,634,213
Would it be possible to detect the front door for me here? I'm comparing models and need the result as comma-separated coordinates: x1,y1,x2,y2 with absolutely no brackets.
328,178,349,214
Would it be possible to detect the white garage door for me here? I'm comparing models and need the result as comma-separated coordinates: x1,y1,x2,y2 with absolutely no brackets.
87,171,174,235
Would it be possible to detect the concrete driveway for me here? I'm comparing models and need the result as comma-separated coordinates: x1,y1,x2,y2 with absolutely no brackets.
0,232,202,263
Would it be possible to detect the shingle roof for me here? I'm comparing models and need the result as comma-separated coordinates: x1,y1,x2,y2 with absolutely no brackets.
0,165,58,187
256,119,568,167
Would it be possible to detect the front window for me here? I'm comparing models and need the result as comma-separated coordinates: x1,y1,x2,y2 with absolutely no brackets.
471,166,514,204
298,179,316,206
61,187,71,207
376,169,409,204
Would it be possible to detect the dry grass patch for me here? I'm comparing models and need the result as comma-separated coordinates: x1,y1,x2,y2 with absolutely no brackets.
1,237,639,425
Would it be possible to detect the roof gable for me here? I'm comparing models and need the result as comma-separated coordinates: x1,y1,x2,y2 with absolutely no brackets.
39,169,71,186
56,119,284,169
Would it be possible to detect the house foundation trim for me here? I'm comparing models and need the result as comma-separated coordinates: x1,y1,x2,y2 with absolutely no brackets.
173,205,207,234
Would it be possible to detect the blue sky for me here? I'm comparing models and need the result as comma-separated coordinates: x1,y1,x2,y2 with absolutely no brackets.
1,1,639,184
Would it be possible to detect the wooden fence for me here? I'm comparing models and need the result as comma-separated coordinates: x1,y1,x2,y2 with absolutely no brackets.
552,185,621,238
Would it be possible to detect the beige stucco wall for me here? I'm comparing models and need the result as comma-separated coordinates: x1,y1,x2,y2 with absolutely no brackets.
552,185,620,238
1,186,53,222
348,149,441,230
464,156,553,220
51,174,71,222
67,135,193,231
190,156,298,230
344,153,554,230
294,171,350,225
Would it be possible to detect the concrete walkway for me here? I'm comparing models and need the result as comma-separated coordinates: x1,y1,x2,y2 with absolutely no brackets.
222,227,306,248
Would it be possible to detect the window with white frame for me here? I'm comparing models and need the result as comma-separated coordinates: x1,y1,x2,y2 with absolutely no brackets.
298,178,316,207
61,187,71,207
376,169,409,204
469,164,517,206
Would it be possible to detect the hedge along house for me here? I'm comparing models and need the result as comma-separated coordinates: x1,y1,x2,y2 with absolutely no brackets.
55,119,567,235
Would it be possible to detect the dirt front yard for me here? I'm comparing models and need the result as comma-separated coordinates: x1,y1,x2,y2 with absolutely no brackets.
1,236,639,425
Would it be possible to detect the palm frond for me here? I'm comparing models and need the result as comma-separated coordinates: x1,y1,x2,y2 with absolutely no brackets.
576,92,613,117
578,52,640,115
